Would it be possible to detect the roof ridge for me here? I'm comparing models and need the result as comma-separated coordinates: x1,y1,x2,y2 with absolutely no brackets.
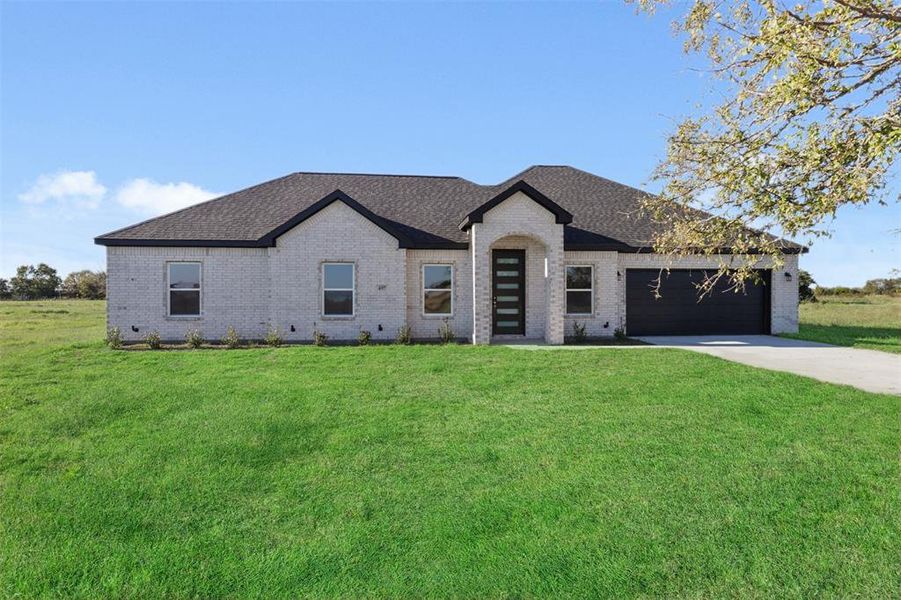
558,165,655,197
292,170,465,180
476,165,544,189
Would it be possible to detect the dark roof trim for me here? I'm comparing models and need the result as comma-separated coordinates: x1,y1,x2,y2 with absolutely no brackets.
93,239,805,254
459,180,573,230
259,189,408,247
94,238,263,248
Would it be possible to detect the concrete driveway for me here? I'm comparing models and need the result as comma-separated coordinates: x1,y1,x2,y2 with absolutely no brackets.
637,335,901,395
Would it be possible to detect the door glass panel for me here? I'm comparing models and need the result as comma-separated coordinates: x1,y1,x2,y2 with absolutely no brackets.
493,251,525,335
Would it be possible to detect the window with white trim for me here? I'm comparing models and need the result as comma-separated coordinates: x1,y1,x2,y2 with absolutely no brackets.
168,262,201,316
422,264,453,315
565,265,593,315
323,263,354,316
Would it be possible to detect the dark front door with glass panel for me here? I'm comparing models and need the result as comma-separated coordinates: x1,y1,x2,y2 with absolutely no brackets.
492,249,525,335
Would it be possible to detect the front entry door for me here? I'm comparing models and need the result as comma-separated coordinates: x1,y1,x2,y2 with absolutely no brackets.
492,249,526,335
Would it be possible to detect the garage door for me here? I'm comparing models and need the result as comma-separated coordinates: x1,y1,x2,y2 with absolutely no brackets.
626,269,771,336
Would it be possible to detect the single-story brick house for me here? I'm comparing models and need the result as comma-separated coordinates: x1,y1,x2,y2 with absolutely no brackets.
95,165,803,344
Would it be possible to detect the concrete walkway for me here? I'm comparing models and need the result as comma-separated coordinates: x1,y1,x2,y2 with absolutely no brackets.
636,335,901,395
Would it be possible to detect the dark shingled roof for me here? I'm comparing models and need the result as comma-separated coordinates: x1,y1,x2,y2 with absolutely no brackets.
95,165,804,252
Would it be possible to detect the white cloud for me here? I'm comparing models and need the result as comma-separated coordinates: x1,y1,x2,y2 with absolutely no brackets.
18,170,107,210
114,178,219,216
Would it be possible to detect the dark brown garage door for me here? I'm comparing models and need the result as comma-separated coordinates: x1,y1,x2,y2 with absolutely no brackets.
626,269,771,336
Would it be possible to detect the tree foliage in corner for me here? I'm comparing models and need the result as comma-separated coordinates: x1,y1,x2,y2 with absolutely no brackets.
632,0,899,288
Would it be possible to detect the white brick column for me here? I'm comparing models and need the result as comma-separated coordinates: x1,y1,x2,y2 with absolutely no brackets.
471,224,492,344
544,240,565,344
771,254,800,333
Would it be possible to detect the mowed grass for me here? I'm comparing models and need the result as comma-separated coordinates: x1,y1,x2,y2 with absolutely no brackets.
784,295,901,353
0,299,105,352
0,302,898,598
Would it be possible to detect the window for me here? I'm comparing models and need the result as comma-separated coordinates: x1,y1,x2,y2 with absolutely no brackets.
423,264,453,315
565,265,593,315
323,263,354,316
168,262,201,316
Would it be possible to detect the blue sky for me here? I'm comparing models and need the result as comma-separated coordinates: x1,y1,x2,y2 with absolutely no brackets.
1,1,897,286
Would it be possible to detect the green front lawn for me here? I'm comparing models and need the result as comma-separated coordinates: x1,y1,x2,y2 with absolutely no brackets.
1,301,898,597
783,294,901,353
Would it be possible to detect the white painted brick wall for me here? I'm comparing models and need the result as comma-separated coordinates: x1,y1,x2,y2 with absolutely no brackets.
563,251,619,337
107,246,269,342
269,201,406,342
771,254,800,333
405,249,472,340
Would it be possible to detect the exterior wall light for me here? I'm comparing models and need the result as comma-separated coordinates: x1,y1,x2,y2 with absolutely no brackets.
784,272,792,281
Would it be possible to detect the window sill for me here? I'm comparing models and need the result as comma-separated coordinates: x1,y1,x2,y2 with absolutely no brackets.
320,315,355,320
421,314,454,319
564,314,594,318
166,315,203,321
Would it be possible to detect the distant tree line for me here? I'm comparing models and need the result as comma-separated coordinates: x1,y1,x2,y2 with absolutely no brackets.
799,269,900,302
0,264,106,300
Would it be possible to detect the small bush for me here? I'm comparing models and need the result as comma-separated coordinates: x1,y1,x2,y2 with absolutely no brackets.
358,329,372,346
395,324,412,345
106,326,122,349
314,329,328,347
264,326,283,347
438,319,455,344
614,327,627,342
572,321,587,344
144,330,162,350
222,326,240,349
185,328,204,349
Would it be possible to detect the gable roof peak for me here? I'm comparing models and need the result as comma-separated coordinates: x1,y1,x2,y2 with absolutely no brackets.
260,188,408,247
459,179,573,230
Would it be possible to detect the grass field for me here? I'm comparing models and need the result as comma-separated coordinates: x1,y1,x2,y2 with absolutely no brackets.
783,294,901,353
1,301,899,597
